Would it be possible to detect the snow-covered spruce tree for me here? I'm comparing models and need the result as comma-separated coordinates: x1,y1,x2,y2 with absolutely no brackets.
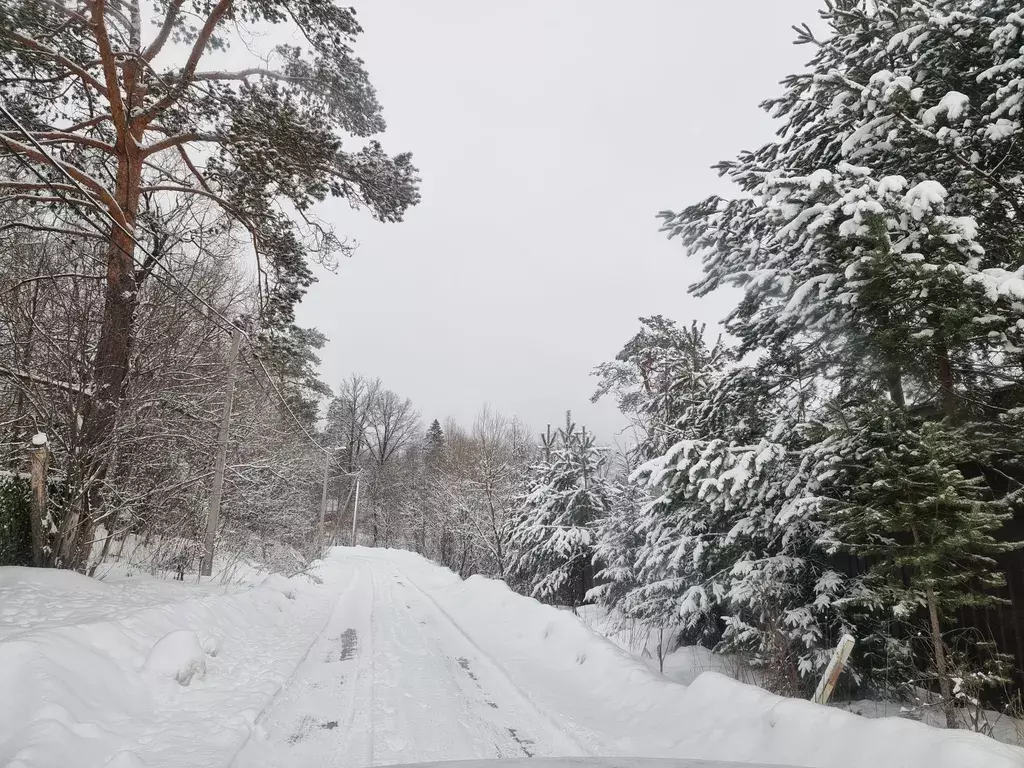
506,414,612,609
591,316,731,460
656,0,1024,706
796,405,1018,724
591,317,734,635
593,311,853,691
630,352,858,695
588,467,650,615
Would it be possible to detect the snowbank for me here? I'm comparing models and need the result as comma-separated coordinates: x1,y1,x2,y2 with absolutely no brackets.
350,548,1024,768
0,559,353,768
581,605,1022,747
143,630,207,685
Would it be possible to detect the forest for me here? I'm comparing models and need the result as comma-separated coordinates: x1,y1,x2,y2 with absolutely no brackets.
1,0,1023,734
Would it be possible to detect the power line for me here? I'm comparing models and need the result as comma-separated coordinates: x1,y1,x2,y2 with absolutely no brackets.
0,103,239,337
0,100,333,455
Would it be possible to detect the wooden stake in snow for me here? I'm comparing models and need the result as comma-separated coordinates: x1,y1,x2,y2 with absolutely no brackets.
200,326,241,578
28,432,49,567
813,633,856,705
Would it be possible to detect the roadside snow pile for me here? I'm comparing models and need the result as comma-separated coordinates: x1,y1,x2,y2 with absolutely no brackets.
0,559,352,768
144,630,208,685
355,547,1024,768
579,605,1023,747
574,606,748,687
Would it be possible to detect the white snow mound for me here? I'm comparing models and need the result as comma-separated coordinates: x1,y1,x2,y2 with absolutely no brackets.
260,573,298,600
0,558,349,768
199,632,221,657
144,630,206,685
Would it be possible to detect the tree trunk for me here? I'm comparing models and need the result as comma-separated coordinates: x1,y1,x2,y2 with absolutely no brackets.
336,481,355,542
657,628,665,675
88,530,115,577
64,142,143,570
926,581,958,728
13,260,45,446
885,363,906,410
912,524,957,728
933,336,958,423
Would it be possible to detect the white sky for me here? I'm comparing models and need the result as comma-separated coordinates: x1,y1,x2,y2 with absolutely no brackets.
296,0,824,442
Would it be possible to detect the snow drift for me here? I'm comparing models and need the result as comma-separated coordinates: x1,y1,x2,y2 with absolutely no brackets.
0,560,352,768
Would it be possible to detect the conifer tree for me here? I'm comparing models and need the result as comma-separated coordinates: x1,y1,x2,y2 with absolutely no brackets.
588,471,649,614
506,413,612,608
799,407,1019,722
647,0,1024,706
425,419,445,467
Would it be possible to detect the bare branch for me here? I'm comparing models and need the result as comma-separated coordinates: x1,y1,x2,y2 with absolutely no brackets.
141,0,234,121
141,0,185,62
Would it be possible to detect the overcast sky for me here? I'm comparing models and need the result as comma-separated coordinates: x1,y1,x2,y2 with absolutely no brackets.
296,0,824,442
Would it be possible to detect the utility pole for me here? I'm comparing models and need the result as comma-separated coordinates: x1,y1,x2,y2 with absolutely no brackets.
201,325,241,577
350,476,361,546
317,451,331,544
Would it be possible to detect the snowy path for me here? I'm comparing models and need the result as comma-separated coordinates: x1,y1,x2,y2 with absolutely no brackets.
4,547,1022,768
235,555,587,767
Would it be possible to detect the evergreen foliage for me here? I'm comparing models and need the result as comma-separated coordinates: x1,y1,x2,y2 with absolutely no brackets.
506,414,612,607
0,475,32,567
590,0,1024,710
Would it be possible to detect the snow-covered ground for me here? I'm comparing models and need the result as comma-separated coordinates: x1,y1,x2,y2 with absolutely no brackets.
3,548,1022,768
575,605,1024,749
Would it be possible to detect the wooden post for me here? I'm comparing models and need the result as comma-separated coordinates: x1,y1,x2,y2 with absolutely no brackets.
350,476,360,546
28,432,49,567
813,633,856,705
200,326,241,577
317,451,331,544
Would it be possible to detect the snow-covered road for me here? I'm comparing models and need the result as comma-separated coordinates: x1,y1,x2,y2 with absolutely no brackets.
236,554,586,767
4,547,1023,768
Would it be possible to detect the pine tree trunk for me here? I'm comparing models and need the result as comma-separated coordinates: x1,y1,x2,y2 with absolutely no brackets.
63,140,143,571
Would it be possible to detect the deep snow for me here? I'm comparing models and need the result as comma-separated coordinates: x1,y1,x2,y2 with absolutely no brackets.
2,548,1022,768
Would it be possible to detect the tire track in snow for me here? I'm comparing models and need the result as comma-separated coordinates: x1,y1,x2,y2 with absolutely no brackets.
230,559,371,768
361,559,526,762
377,557,592,758
237,553,589,767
